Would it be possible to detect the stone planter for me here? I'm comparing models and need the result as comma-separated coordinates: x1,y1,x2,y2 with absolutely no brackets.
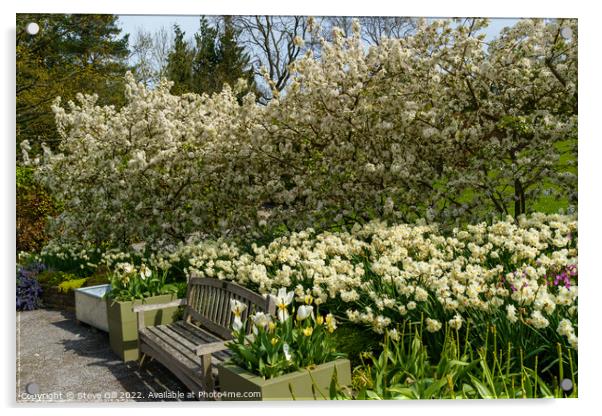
218,358,352,401
107,294,180,362
75,284,111,332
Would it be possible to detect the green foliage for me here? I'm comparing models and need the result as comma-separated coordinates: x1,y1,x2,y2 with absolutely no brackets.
36,270,80,287
38,245,104,278
106,266,184,301
38,268,109,293
191,18,222,95
83,270,110,287
17,13,130,156
57,278,88,293
332,322,577,400
16,166,55,252
331,323,381,368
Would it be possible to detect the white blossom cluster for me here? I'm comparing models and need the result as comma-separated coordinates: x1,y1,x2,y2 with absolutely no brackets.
23,18,577,248
175,213,577,348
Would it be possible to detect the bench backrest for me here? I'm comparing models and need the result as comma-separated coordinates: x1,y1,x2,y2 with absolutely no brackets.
184,277,275,340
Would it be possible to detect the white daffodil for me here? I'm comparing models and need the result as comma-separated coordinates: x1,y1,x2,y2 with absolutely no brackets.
425,318,442,333
449,314,463,330
388,328,400,342
296,305,314,321
119,262,134,274
271,288,294,322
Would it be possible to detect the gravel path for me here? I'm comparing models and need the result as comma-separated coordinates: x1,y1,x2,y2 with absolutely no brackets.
16,308,193,402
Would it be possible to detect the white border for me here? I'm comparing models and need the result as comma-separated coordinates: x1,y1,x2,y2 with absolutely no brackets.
3,1,601,415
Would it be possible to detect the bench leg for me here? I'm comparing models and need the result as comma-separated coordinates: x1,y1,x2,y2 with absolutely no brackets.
201,354,214,396
139,352,147,368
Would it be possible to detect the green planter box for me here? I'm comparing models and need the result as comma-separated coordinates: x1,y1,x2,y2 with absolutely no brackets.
107,294,180,362
218,358,352,401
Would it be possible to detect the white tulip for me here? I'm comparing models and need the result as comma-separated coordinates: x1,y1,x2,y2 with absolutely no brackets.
232,316,243,332
270,288,294,322
230,299,247,318
296,305,314,321
282,343,292,361
252,312,272,328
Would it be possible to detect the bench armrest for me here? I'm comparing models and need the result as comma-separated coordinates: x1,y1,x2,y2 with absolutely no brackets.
132,298,186,313
195,341,228,356
133,299,186,330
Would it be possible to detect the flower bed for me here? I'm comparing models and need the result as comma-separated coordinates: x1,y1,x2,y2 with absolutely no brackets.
181,214,576,336
176,213,577,382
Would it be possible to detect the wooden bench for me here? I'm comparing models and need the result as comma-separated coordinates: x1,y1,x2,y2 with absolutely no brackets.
133,277,275,399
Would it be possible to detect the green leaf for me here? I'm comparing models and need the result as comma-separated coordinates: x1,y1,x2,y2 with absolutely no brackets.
387,386,418,399
365,390,383,400
469,376,494,399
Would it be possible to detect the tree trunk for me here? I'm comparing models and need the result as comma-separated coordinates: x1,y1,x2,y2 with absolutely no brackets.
514,178,525,218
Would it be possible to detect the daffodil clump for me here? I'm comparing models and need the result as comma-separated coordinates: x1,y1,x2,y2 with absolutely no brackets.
226,289,343,379
182,213,577,357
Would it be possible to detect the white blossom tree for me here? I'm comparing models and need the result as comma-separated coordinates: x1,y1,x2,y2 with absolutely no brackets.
25,18,577,248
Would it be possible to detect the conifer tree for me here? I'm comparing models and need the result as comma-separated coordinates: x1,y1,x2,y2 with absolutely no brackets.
215,15,256,98
167,17,255,98
16,13,130,155
165,25,194,95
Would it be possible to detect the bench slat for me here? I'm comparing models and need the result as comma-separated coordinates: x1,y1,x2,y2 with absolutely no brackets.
154,325,199,354
216,288,226,328
142,323,232,363
210,286,219,325
140,327,200,372
170,321,221,345
171,321,232,362
187,308,232,340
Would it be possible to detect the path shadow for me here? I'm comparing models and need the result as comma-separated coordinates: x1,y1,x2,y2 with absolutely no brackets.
51,311,194,401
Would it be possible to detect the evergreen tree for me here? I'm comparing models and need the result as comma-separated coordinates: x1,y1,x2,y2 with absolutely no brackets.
16,13,130,156
165,25,194,95
167,17,255,98
191,17,221,94
216,15,256,99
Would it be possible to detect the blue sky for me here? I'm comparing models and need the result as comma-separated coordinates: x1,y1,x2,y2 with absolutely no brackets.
117,15,519,43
